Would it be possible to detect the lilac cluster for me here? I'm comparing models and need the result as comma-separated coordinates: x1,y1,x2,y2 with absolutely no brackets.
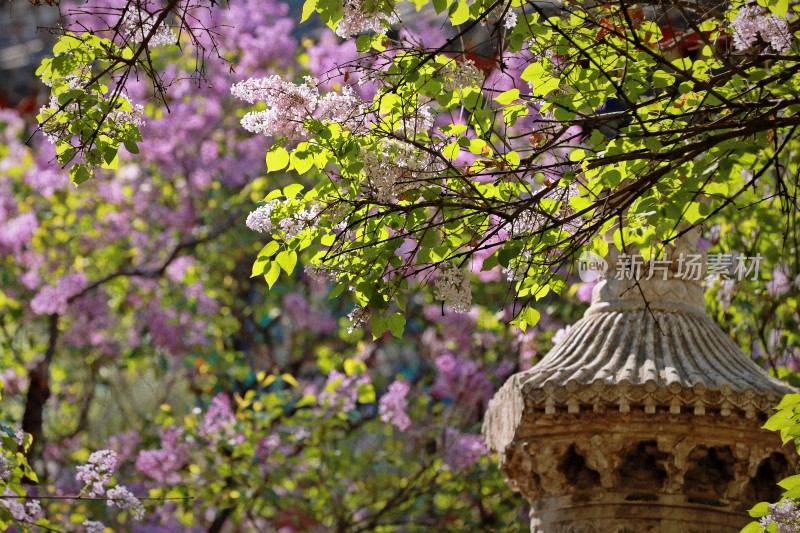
282,292,338,335
431,353,494,419
231,76,319,140
433,263,472,313
378,380,411,431
732,5,793,54
443,428,486,472
321,369,371,413
0,488,42,523
336,0,400,38
232,75,367,140
76,449,118,497
107,485,145,520
135,427,188,484
120,7,177,46
198,394,242,445
759,499,800,532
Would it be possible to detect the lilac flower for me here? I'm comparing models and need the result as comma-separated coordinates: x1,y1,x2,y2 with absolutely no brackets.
443,429,486,471
336,0,399,38
246,200,279,234
135,427,187,484
30,273,88,316
768,264,792,297
759,499,800,532
231,76,319,140
0,488,30,521
732,4,792,54
76,450,117,497
379,380,411,431
433,263,472,313
83,521,106,533
120,8,177,47
107,485,145,520
0,212,37,253
431,354,494,417
198,394,242,445
321,369,371,413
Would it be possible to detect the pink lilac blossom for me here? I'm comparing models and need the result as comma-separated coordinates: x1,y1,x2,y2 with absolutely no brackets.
431,353,494,418
321,369,371,412
135,427,187,484
731,4,792,54
378,380,411,431
768,264,792,297
30,273,89,316
231,76,319,140
76,449,117,497
443,429,486,471
551,325,572,345
0,212,37,253
282,292,338,335
107,485,145,520
198,394,242,445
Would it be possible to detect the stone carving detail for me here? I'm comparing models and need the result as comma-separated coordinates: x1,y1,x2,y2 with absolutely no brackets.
484,233,798,531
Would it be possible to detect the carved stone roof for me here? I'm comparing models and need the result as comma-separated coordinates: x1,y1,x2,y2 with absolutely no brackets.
484,273,795,454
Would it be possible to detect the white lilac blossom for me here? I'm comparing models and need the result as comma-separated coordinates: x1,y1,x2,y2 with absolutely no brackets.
106,485,145,520
433,263,472,313
361,138,444,202
278,205,320,240
759,499,800,533
399,105,434,138
503,11,518,29
347,306,371,333
245,200,279,233
317,86,366,131
231,76,319,140
443,59,482,92
82,521,106,533
76,449,117,497
120,8,178,46
378,380,411,430
732,4,792,54
336,0,400,38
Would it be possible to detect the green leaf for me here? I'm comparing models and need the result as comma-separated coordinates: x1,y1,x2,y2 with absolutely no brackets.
276,250,297,274
301,0,317,21
266,146,290,172
385,312,406,338
70,164,92,185
264,262,281,288
739,521,765,533
748,502,770,518
495,88,520,105
449,1,470,25
523,307,541,327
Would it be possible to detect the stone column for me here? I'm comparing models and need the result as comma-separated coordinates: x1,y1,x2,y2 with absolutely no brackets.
484,235,797,532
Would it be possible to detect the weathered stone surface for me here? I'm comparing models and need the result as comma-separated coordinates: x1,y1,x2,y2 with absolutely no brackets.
484,244,797,532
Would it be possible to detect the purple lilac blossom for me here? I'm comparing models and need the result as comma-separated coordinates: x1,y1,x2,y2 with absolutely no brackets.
378,380,411,431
